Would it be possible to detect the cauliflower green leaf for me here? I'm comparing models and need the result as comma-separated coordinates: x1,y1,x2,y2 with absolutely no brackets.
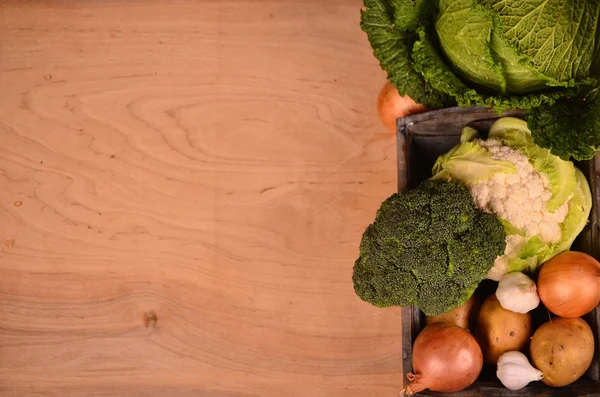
432,141,517,185
558,168,593,252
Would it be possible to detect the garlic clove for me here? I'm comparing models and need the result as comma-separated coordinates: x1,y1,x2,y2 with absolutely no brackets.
497,351,544,390
497,351,526,365
496,272,540,313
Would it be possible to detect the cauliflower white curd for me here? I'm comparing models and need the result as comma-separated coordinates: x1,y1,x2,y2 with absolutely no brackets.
469,139,571,280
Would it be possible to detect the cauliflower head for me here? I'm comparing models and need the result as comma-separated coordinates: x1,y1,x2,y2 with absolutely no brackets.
432,117,592,280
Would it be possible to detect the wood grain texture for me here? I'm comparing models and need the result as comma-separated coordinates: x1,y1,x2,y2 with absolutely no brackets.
0,1,402,396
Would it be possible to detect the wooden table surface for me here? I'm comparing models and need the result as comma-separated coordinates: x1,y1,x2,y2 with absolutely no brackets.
0,1,402,395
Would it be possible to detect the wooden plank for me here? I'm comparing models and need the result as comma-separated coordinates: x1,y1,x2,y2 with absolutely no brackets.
0,1,403,395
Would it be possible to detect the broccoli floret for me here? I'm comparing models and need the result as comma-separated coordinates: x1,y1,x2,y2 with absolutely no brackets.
353,179,506,315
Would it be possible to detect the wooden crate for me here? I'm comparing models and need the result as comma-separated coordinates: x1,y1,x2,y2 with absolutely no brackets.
396,107,600,397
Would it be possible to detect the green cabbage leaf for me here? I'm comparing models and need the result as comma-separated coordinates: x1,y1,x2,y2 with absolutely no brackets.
361,0,600,159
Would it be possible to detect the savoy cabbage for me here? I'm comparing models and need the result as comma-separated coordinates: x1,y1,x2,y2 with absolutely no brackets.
361,0,600,159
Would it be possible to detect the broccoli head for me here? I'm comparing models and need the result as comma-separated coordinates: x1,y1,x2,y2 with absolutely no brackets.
352,179,506,315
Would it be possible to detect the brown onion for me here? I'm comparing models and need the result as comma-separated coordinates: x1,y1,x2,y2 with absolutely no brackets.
377,81,428,133
401,323,483,396
537,251,600,318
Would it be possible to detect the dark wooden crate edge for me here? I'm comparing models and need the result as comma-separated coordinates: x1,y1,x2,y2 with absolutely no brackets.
395,106,600,397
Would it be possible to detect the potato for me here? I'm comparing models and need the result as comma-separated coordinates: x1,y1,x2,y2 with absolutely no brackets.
530,317,594,387
475,294,532,364
426,294,480,331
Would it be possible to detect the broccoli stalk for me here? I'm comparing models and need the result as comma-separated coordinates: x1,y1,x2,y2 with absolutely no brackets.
352,179,506,316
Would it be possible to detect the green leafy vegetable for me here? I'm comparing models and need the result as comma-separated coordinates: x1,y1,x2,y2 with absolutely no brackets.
480,0,598,89
361,0,600,159
352,179,506,315
436,0,505,92
430,139,517,185
360,0,452,109
529,96,600,161
558,168,594,253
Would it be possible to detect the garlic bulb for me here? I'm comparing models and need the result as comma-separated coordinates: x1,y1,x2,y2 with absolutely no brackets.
495,272,540,313
497,351,544,390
